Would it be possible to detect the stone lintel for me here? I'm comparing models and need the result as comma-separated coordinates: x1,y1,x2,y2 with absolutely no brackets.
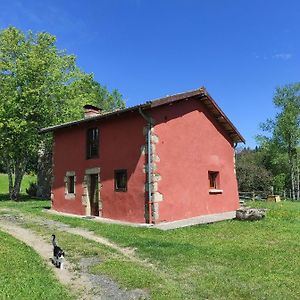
85,167,100,175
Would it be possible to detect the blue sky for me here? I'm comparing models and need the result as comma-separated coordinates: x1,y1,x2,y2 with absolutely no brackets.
1,0,299,147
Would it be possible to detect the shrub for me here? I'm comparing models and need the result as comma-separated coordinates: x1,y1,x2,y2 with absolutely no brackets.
26,182,38,197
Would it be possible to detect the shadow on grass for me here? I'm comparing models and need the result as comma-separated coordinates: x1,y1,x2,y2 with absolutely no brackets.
0,193,49,202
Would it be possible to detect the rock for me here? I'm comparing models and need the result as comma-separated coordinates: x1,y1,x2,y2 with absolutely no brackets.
236,207,267,221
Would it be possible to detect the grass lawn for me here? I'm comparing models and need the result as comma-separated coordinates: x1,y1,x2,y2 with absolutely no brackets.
0,173,36,194
0,229,72,300
0,199,299,299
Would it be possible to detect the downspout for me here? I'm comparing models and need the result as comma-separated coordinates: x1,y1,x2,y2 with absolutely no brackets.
233,142,238,173
138,107,153,224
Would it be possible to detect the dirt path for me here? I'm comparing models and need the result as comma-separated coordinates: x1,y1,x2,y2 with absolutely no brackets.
0,211,150,300
0,220,94,299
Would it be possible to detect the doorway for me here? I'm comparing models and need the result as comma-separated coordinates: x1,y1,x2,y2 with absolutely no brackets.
88,173,100,216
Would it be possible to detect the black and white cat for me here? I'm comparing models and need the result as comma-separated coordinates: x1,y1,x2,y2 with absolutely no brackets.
51,234,65,269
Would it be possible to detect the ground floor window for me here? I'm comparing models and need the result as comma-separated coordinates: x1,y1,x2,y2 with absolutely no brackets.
64,171,76,199
114,169,127,192
67,176,75,194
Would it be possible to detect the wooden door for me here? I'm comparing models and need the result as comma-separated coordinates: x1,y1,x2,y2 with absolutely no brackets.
89,174,99,216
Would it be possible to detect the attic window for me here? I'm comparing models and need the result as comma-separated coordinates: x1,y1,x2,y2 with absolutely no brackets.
86,128,99,159
208,171,223,194
114,169,127,192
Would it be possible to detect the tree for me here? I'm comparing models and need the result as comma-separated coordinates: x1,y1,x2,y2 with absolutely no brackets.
258,83,300,200
0,27,125,200
235,147,272,193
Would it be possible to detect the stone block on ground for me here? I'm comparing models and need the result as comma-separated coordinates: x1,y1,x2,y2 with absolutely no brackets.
236,207,267,221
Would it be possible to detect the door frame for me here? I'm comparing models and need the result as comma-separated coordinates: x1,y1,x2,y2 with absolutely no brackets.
82,167,102,216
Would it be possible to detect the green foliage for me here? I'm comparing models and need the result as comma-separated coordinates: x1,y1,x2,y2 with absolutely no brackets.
0,230,72,299
258,83,300,198
26,181,38,197
0,26,125,199
236,147,272,192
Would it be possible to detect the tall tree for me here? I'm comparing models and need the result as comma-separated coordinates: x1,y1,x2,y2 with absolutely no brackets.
258,83,300,200
0,27,125,199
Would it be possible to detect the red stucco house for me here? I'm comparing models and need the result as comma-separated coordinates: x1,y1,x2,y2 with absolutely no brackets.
41,88,244,224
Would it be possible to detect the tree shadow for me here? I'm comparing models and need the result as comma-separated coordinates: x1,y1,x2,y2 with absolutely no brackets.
0,193,49,202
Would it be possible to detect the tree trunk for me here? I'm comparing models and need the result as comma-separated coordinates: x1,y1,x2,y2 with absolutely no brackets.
5,158,26,201
291,164,296,201
11,165,25,200
288,145,296,201
7,168,13,197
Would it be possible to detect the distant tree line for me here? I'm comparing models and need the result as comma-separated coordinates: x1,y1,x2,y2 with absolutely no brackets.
236,83,300,200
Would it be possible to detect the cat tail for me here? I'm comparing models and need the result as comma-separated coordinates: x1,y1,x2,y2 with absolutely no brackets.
52,234,57,247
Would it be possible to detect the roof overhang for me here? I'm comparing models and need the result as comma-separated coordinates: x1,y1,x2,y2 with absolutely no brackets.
40,87,245,144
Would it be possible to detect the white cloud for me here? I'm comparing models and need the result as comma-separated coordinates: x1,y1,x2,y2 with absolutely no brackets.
272,53,292,60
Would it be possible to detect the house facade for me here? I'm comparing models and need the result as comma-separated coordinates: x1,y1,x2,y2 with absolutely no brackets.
41,88,244,224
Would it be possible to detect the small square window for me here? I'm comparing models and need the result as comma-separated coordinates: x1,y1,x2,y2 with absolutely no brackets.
208,171,223,194
114,169,127,192
67,176,75,194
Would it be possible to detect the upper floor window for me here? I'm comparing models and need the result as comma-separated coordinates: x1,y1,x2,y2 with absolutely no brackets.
208,171,223,194
86,128,99,159
208,171,219,189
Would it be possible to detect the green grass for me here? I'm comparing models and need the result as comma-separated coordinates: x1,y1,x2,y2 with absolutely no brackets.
0,173,36,194
0,230,72,300
1,200,300,299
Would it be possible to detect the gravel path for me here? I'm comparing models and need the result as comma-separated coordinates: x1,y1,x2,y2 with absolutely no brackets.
0,211,149,300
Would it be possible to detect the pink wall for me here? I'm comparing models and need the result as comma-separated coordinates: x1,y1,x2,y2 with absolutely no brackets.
52,98,240,224
152,99,240,222
52,112,147,222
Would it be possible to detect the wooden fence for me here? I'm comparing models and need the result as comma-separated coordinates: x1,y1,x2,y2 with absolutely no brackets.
239,191,271,201
239,190,289,201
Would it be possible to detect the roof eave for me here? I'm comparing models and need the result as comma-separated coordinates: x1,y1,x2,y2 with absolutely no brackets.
40,87,245,144
201,89,245,144
40,103,151,134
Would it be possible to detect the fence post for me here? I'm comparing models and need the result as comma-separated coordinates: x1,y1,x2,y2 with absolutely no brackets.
252,191,255,201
